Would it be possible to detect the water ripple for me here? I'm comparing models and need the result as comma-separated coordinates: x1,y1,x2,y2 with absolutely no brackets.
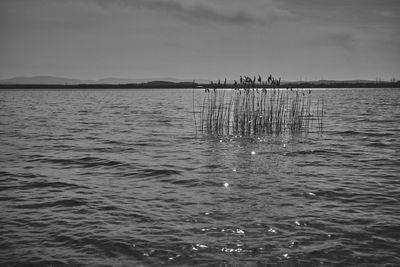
0,88,399,266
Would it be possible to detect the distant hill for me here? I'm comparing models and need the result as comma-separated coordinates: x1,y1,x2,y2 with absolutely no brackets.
0,76,93,84
96,77,182,84
0,76,211,85
288,79,377,85
1,75,397,89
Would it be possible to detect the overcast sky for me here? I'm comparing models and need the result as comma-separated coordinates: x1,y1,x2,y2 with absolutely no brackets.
1,0,399,81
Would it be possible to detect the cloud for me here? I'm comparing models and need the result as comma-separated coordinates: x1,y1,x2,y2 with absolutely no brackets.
94,0,291,27
311,31,356,51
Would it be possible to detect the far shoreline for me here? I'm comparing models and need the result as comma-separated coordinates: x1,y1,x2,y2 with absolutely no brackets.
0,81,399,89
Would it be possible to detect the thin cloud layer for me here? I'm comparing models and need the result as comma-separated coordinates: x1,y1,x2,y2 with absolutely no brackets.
1,0,399,80
322,32,356,51
308,31,356,51
95,0,291,26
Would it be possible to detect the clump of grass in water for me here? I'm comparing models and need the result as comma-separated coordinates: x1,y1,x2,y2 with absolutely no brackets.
197,75,324,136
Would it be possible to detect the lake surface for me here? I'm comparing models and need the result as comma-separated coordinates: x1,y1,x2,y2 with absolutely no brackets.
0,88,399,266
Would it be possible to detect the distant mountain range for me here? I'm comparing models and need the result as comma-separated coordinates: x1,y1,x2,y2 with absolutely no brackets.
0,76,211,85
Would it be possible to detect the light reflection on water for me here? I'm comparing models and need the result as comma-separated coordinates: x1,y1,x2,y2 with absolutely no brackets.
0,88,399,266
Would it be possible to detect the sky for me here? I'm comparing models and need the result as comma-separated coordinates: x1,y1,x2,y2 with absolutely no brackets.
1,0,399,81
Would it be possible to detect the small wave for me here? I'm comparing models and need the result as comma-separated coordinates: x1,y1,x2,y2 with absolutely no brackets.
133,142,149,146
0,171,42,179
27,156,131,169
97,205,119,211
123,169,181,179
170,178,199,187
13,199,87,209
7,260,67,267
102,140,125,145
78,237,145,260
285,149,339,157
0,196,16,201
335,130,395,137
202,164,223,169
19,181,87,191
365,142,391,148
125,211,154,222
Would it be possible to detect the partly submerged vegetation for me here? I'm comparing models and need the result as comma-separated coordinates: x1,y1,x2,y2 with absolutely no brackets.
195,75,324,136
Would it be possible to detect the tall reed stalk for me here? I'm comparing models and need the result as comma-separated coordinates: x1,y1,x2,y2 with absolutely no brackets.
196,75,324,136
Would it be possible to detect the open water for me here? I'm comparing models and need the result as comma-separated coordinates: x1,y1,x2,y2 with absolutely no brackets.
0,88,399,266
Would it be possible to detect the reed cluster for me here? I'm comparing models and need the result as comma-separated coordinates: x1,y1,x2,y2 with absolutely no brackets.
197,75,324,136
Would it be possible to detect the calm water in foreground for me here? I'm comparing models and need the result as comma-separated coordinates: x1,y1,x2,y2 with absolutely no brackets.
0,88,399,267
